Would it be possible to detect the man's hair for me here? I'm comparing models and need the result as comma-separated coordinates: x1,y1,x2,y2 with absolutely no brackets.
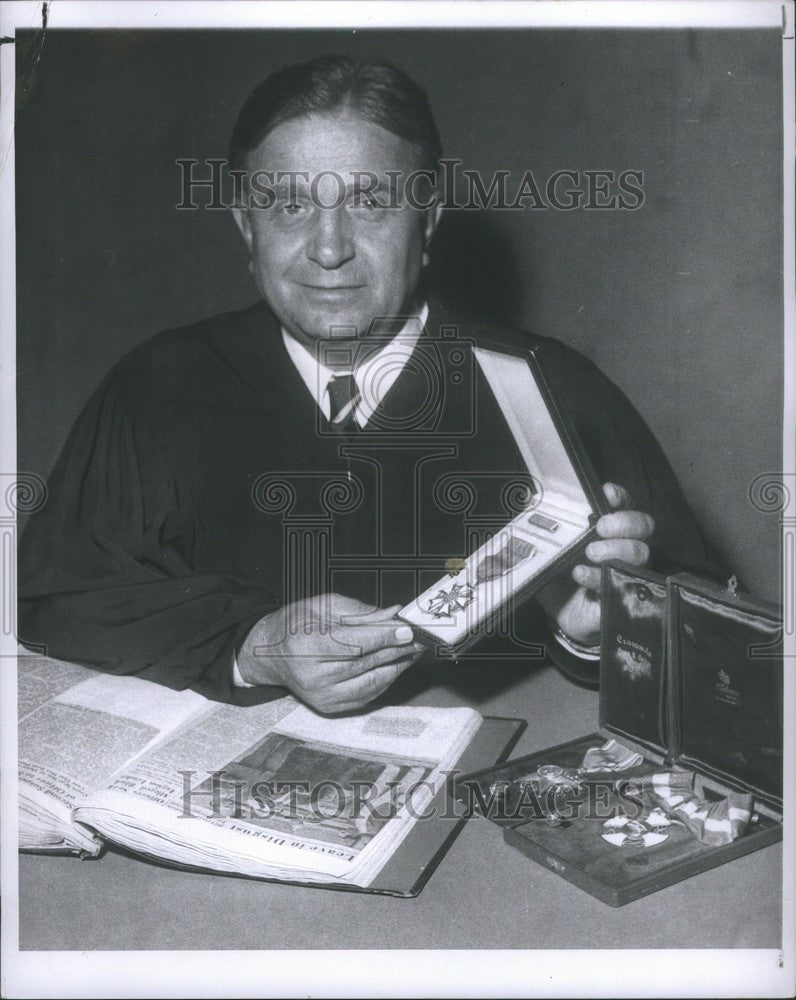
228,54,442,173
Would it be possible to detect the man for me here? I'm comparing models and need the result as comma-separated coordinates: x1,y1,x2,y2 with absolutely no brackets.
18,56,716,712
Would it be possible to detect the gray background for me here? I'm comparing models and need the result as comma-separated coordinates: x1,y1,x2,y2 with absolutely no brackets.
15,28,783,600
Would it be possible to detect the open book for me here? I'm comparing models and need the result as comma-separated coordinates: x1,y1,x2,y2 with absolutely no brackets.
18,652,481,889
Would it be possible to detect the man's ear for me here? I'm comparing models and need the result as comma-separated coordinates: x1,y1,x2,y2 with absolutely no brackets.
230,206,253,253
423,200,444,251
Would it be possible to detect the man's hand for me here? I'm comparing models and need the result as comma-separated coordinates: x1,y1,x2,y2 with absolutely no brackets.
237,594,423,714
536,482,654,647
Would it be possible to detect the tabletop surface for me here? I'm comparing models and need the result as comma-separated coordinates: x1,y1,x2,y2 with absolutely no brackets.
17,658,782,951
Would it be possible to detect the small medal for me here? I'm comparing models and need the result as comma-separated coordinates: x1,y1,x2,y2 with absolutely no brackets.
444,557,467,577
581,738,644,773
601,815,670,848
489,780,511,802
515,763,579,791
527,511,560,533
425,582,475,618
645,808,674,834
474,535,535,585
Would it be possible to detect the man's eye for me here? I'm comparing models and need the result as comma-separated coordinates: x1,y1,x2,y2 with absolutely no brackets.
351,195,389,213
276,198,310,216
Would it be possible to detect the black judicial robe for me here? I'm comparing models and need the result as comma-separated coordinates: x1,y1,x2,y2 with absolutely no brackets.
18,297,720,703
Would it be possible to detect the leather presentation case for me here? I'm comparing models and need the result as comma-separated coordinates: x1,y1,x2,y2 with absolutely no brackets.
452,562,783,906
399,342,610,653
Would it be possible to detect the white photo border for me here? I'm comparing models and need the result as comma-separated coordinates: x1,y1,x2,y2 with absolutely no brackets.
1,2,793,998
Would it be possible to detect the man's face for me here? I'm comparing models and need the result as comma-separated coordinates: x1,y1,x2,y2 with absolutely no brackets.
233,111,440,342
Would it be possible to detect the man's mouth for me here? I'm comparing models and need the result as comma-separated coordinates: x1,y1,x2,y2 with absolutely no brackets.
297,283,366,292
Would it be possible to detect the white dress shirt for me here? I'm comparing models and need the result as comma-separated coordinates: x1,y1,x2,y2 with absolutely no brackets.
281,304,429,428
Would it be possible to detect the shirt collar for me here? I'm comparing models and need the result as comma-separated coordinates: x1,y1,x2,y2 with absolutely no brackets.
281,303,429,427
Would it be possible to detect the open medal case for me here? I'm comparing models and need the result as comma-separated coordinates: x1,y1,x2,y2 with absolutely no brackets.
452,561,783,906
399,343,610,652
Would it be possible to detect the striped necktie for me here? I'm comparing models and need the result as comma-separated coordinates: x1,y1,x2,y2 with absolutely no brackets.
326,372,359,429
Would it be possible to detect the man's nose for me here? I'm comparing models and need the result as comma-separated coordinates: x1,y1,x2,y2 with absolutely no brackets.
306,207,355,269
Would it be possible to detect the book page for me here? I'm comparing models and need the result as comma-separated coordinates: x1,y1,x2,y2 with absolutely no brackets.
19,660,210,820
74,703,481,886
89,696,298,811
17,653,97,721
276,703,476,766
